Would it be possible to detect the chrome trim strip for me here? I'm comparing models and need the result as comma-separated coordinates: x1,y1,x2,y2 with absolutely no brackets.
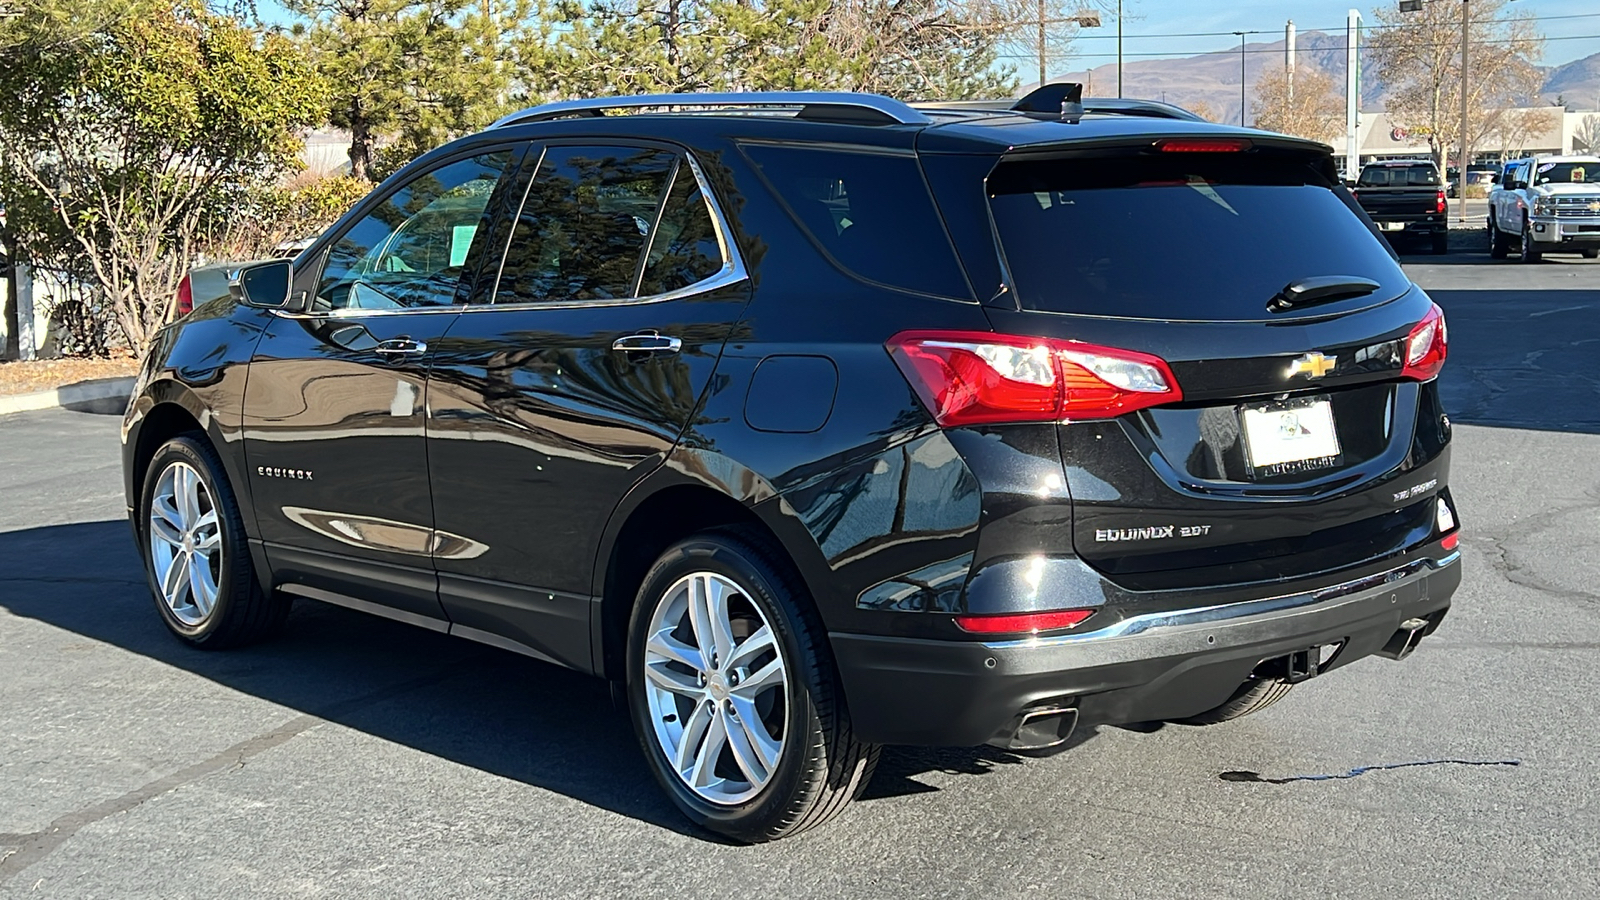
448,624,561,667
491,92,933,128
280,583,450,633
982,552,1460,650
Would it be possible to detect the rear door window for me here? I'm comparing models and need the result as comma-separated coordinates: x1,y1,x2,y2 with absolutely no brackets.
988,151,1410,321
496,146,676,303
741,144,970,299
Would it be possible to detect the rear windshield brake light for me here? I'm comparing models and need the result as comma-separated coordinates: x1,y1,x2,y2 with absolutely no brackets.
1156,138,1252,153
886,330,1182,427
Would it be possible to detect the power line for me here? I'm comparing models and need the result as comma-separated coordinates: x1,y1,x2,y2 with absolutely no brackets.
998,32,1598,61
1054,11,1600,41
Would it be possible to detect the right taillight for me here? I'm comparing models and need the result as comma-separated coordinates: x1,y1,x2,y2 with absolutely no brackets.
175,274,194,317
1401,303,1448,381
886,330,1182,426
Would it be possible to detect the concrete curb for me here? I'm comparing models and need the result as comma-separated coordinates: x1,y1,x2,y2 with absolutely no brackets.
0,376,136,417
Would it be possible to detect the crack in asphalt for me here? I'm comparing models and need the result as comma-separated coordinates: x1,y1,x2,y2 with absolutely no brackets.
1473,490,1600,609
0,665,469,885
1220,758,1521,785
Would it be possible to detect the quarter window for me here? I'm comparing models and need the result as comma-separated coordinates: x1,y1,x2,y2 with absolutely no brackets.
496,146,676,303
316,150,514,311
638,163,725,296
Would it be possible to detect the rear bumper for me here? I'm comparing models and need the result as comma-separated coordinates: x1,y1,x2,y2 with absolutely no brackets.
832,551,1460,746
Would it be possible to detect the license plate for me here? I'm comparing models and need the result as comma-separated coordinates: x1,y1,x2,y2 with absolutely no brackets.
1240,398,1342,476
1378,221,1404,231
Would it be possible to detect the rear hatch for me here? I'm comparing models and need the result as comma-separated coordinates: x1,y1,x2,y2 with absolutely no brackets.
980,138,1452,591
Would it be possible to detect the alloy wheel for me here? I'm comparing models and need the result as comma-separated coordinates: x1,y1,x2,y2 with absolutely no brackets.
642,571,790,805
148,461,223,626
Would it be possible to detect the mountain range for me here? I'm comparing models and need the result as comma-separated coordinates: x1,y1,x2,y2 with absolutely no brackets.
1054,32,1600,125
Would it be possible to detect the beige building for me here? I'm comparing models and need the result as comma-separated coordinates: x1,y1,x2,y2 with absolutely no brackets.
1335,108,1600,169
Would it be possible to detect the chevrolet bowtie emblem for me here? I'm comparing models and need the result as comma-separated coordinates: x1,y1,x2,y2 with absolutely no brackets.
1589,200,1600,213
1287,352,1336,379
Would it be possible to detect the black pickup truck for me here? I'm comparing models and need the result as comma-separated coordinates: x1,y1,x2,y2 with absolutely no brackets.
1351,160,1449,254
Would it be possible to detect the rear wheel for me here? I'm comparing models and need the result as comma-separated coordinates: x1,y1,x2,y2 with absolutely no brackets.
1431,231,1449,255
1519,217,1542,263
1487,215,1508,259
140,435,288,648
1174,678,1293,726
626,528,877,842
1582,249,1599,259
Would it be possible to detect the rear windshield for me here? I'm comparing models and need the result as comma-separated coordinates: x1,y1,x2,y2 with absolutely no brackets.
1358,165,1440,187
989,152,1410,320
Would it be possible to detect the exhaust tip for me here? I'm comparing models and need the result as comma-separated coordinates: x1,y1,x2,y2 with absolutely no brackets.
1379,615,1435,660
998,706,1079,751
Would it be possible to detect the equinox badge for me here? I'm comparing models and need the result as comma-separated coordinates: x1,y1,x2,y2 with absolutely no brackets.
1287,351,1336,380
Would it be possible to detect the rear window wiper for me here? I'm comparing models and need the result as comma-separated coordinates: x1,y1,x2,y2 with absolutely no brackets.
1268,276,1381,313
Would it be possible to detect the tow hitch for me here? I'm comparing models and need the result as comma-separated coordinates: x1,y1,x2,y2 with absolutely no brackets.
1256,642,1342,684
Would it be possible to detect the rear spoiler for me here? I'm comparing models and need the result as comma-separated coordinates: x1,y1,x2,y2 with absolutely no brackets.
916,85,1207,123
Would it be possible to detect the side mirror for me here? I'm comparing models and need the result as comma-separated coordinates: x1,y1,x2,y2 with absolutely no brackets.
230,260,294,310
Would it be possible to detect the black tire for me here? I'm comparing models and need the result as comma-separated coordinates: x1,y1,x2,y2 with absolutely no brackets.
139,434,289,648
1582,249,1599,260
1431,232,1449,255
1519,217,1542,263
1173,678,1293,726
1488,215,1508,259
626,526,878,843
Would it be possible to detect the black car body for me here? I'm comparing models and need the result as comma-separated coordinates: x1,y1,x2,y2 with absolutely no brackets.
122,89,1460,841
1352,159,1450,253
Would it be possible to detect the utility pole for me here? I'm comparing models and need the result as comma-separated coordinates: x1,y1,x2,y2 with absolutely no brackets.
1117,0,1123,98
1286,20,1296,102
1233,32,1246,126
1458,0,1470,221
1038,0,1047,87
1345,9,1361,177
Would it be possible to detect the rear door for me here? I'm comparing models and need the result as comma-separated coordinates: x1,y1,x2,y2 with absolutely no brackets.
425,142,750,670
979,141,1451,591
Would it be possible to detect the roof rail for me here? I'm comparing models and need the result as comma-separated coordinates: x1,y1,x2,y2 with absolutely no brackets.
490,92,933,129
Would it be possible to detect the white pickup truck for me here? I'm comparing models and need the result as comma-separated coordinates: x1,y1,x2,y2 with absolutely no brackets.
1487,155,1600,262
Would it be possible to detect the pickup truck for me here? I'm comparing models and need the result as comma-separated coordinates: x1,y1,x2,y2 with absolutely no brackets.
1487,155,1600,262
1350,160,1449,254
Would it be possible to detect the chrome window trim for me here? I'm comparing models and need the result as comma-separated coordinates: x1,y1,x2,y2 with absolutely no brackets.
981,551,1460,650
272,146,748,321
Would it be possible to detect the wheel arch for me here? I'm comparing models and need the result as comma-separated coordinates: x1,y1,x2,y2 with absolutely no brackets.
124,381,253,532
590,457,833,681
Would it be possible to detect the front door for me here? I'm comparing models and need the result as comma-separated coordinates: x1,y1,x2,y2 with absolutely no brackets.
243,146,521,623
426,143,751,669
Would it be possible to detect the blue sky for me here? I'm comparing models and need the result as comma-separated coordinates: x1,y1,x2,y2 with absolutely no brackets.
1057,0,1600,68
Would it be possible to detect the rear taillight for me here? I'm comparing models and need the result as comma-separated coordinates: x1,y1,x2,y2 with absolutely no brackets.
1401,303,1447,381
886,331,1181,427
954,609,1095,635
175,275,194,317
1435,190,1447,214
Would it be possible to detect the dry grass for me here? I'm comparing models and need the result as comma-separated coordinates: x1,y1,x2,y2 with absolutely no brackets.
0,356,141,397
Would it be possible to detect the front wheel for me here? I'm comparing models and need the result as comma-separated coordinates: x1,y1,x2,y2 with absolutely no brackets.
1488,215,1508,259
1519,218,1543,263
140,435,289,648
626,528,877,842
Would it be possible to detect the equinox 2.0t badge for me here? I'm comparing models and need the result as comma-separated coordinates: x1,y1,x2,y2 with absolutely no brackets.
1286,351,1336,380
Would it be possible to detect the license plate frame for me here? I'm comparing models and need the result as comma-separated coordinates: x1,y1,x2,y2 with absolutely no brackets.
1239,396,1343,478
1378,221,1405,232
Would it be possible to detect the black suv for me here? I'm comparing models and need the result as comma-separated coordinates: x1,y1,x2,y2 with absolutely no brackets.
122,88,1460,842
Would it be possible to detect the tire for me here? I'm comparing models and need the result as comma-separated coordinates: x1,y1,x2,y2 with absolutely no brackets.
1488,215,1507,259
626,527,877,842
1582,249,1599,260
139,434,289,648
1519,217,1542,263
1431,232,1449,255
1173,678,1293,726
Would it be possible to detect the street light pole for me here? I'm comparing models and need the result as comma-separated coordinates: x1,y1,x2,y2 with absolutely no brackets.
1234,32,1247,126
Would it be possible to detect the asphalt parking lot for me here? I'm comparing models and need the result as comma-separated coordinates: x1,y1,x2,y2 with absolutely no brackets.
2,252,1598,899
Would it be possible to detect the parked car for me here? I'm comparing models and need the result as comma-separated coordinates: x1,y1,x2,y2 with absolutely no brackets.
1351,159,1449,253
1487,155,1600,262
123,88,1461,842
1444,164,1498,197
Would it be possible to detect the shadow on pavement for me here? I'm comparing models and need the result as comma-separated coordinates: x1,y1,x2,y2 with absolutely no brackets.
1,520,1065,837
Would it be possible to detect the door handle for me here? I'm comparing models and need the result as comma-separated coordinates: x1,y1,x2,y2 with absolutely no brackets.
611,333,682,355
374,338,428,356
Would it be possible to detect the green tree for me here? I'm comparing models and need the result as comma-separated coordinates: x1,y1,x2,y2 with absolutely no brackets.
0,0,327,353
286,0,529,181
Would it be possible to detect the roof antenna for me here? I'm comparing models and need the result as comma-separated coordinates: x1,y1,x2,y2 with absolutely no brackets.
1011,82,1085,124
